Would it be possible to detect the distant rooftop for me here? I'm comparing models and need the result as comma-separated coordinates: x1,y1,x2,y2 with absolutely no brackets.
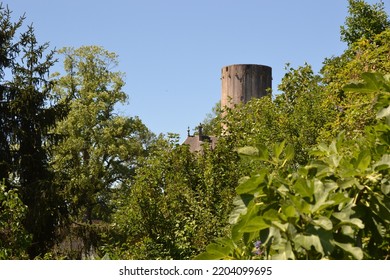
182,124,217,153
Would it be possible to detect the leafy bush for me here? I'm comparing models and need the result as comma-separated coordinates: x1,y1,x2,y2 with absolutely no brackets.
0,183,32,259
196,73,390,260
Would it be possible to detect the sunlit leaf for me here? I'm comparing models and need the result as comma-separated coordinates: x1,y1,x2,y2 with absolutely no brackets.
240,216,270,232
294,234,324,255
312,216,333,230
236,172,266,195
333,241,363,260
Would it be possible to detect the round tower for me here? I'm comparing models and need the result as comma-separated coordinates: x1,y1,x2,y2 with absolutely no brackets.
221,64,272,109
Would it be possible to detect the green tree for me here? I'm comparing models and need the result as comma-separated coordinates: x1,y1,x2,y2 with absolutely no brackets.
340,0,389,45
0,181,31,259
105,134,242,259
321,29,390,140
0,5,23,182
198,102,221,136
0,5,65,258
51,46,152,258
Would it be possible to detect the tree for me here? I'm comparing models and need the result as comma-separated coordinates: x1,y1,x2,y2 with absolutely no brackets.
321,29,390,141
198,102,221,136
0,5,23,186
340,0,389,45
51,46,152,258
0,5,65,258
105,134,242,259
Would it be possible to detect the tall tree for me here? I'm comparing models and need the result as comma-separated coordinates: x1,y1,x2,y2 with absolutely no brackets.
51,46,152,258
0,5,23,184
0,5,64,258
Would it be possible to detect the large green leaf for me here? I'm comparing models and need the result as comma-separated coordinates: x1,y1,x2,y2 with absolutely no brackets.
288,194,311,214
354,150,371,171
294,178,314,198
229,194,252,224
332,241,363,260
294,234,324,255
271,241,295,260
312,216,333,231
343,72,390,93
285,144,295,161
307,226,334,255
236,171,266,195
282,204,298,218
381,182,390,195
237,146,259,157
273,140,286,160
195,241,233,260
240,216,270,232
332,212,364,229
374,154,390,171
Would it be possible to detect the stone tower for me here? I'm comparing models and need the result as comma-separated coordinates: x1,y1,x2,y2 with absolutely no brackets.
221,64,272,109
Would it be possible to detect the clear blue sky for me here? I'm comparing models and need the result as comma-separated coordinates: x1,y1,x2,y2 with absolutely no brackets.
3,0,390,141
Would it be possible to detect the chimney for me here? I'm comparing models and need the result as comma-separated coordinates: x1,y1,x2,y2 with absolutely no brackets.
198,123,203,141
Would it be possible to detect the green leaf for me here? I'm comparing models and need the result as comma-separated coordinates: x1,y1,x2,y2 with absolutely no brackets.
343,72,390,93
257,144,269,161
263,209,280,221
332,241,363,260
294,234,324,255
271,241,295,260
288,194,311,214
282,205,298,218
229,195,252,224
381,182,390,195
237,146,259,157
328,192,351,205
284,144,295,161
273,140,286,160
294,178,314,198
271,221,289,232
356,150,371,171
332,211,364,229
199,242,232,260
240,216,270,232
312,216,333,231
374,154,390,170
236,171,266,194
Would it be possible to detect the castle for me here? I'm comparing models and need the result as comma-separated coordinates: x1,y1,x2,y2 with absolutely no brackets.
183,64,272,152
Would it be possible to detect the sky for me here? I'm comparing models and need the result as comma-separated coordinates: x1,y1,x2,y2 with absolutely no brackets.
3,0,390,141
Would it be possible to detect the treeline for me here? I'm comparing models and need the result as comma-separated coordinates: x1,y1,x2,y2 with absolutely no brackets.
1,0,389,259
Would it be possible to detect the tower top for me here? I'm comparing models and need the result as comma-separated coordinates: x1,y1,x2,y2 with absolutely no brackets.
221,64,272,109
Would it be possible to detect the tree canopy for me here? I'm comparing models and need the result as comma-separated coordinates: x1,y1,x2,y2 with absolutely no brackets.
1,0,389,260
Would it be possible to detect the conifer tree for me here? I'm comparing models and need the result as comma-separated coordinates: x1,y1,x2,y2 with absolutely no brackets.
0,5,65,258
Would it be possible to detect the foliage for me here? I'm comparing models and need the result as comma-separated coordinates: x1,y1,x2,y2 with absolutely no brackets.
104,135,242,259
340,0,389,45
198,102,221,136
0,182,31,259
220,64,332,166
321,29,390,141
0,4,66,258
195,73,390,260
50,46,152,258
1,1,389,260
